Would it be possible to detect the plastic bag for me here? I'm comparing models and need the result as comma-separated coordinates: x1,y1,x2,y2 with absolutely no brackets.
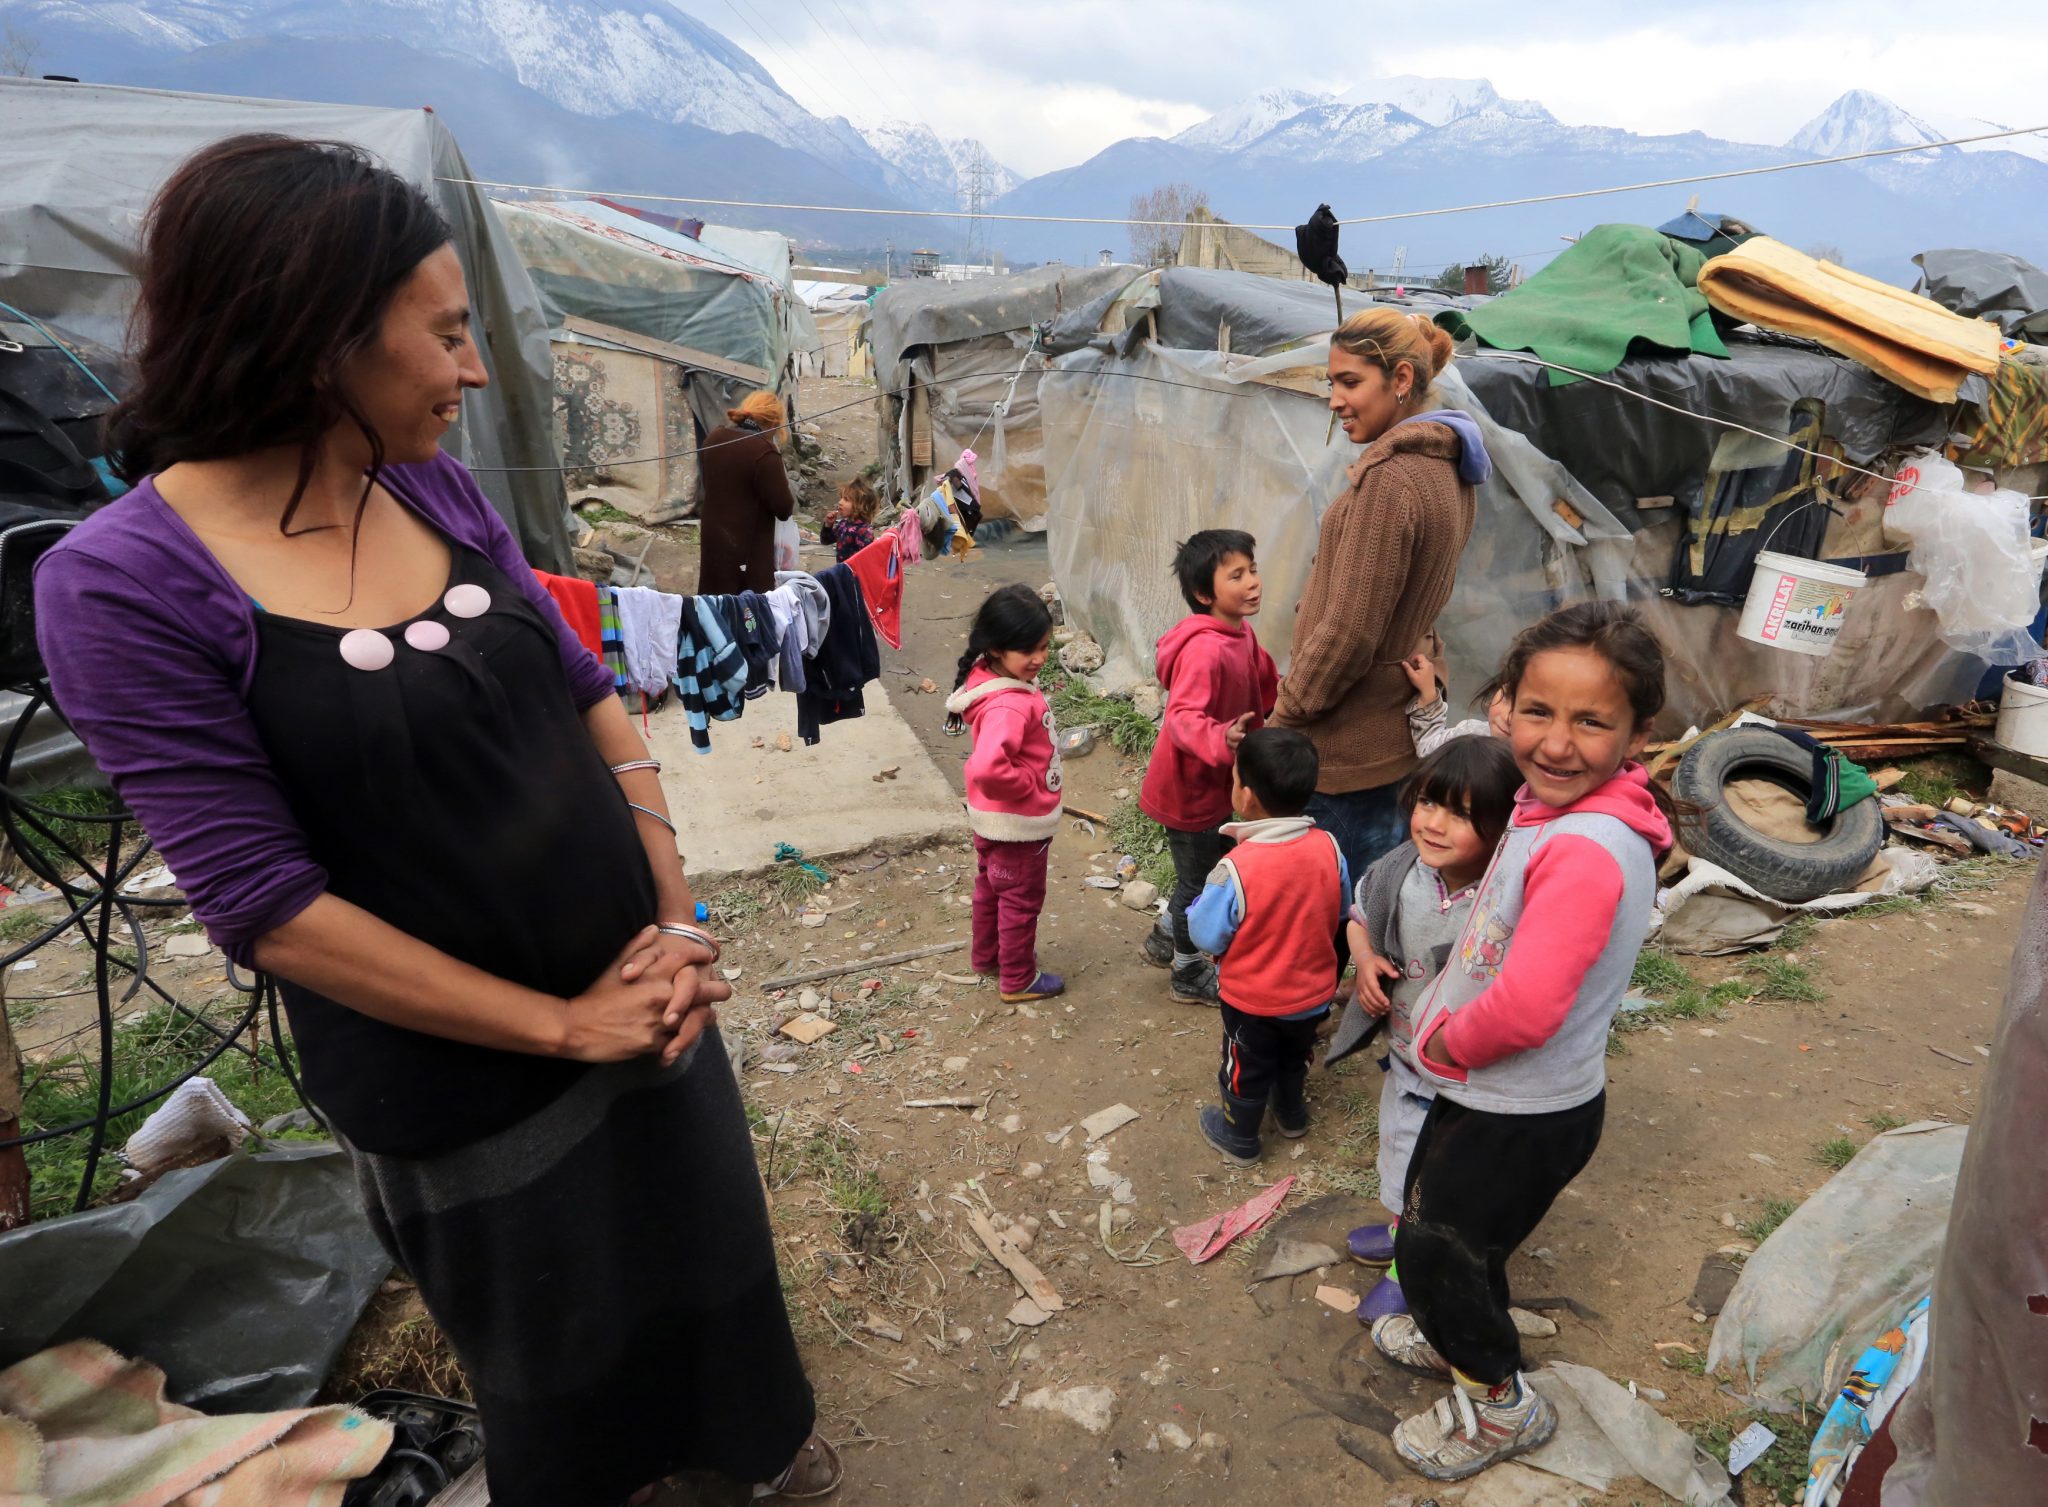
1528,1362,1736,1507
1885,451,2043,666
1706,1121,1965,1405
772,516,801,573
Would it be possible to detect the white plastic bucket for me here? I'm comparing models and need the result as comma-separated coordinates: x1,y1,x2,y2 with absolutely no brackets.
1736,550,1868,657
1996,673,2048,758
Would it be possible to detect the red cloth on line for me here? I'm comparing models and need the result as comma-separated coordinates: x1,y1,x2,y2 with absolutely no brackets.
845,533,902,649
536,571,603,659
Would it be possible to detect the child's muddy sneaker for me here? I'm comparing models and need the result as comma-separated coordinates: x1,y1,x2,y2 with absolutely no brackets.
1347,1221,1397,1264
1140,924,1175,969
1391,1380,1555,1482
1370,1313,1452,1377
1168,958,1222,1005
1001,972,1065,1003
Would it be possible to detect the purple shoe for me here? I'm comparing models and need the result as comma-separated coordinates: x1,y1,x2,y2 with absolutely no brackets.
1347,1221,1397,1264
1354,1272,1409,1326
1001,972,1065,1003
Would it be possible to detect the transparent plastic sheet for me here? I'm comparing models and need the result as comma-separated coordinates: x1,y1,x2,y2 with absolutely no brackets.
1881,858,2048,1506
0,1142,391,1412
1884,451,2044,666
923,335,1048,528
1704,1123,1966,1406
1040,337,1983,725
870,263,1140,390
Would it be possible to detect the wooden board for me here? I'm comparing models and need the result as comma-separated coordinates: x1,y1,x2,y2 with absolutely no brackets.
908,381,932,468
560,315,772,385
968,1209,1064,1313
429,1462,490,1506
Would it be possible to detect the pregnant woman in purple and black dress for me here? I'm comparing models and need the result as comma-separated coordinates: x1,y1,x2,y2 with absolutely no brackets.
33,135,837,1506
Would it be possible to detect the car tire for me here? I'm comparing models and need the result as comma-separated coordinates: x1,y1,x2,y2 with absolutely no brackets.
1671,729,1884,903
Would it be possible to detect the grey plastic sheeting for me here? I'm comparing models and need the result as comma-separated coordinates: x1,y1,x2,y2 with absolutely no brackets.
1913,247,2048,338
0,1142,391,1412
870,263,1140,389
0,76,574,572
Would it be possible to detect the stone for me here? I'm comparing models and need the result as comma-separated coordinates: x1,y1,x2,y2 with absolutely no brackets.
857,1317,903,1343
1020,1385,1118,1435
1007,1296,1051,1327
570,543,614,582
1990,768,2048,823
943,1055,970,1072
1003,1223,1036,1253
1081,1103,1141,1143
1510,1307,1559,1338
999,1113,1024,1135
1129,683,1163,722
1057,637,1104,675
1021,1162,1044,1180
1157,1421,1194,1451
163,933,214,959
798,988,822,1011
1117,881,1160,911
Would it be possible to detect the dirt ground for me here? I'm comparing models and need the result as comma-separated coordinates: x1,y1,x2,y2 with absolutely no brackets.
14,375,2026,1506
612,379,2030,1507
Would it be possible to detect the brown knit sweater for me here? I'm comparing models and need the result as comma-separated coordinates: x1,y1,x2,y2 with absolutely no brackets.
1271,420,1477,793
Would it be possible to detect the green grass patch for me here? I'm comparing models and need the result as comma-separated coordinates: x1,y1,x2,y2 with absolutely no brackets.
1738,1196,1800,1247
1864,1111,1908,1132
1106,800,1176,893
1613,952,1749,1038
1661,1346,1709,1377
704,884,767,928
1745,957,1825,1003
1774,913,1819,952
1695,1407,1820,1504
19,1002,314,1222
1816,1135,1857,1171
773,864,828,904
573,501,636,526
0,908,58,945
1040,671,1158,758
1630,950,1696,997
7,785,121,879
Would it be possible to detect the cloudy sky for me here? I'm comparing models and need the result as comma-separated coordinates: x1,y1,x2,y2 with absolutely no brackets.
668,0,2048,175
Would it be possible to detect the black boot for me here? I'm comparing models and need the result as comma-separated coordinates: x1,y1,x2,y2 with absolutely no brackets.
1199,1090,1264,1164
1140,922,1174,969
1270,1070,1310,1139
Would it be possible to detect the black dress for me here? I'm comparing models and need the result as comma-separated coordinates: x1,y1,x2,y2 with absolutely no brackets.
244,544,814,1506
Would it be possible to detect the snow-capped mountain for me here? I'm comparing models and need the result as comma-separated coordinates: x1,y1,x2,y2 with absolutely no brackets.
858,120,1020,210
1173,87,1333,153
7,0,883,172
1337,75,1552,128
1787,88,2048,167
1237,101,1430,165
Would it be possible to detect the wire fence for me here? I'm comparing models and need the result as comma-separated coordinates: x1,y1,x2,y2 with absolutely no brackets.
0,681,321,1227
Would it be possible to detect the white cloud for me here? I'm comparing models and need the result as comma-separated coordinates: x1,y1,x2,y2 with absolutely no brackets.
666,0,2048,176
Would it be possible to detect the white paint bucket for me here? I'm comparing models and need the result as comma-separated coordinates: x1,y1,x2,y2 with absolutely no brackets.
1736,550,1868,657
1996,672,2048,758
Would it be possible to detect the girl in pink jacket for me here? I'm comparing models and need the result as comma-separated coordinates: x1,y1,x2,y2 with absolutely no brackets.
943,584,1065,1002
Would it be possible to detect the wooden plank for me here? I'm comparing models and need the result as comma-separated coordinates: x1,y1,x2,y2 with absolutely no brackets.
967,1209,1064,1313
761,939,967,990
559,315,772,384
908,381,932,468
1971,734,2048,786
428,1462,490,1506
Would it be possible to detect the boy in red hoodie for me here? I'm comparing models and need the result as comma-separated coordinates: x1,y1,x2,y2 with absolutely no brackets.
1139,530,1279,1005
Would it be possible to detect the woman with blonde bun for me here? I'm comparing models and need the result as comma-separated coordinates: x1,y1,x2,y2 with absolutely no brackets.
696,388,797,595
1271,309,1493,882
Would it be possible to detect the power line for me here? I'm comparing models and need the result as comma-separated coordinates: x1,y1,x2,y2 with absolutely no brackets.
722,0,868,127
442,119,2048,231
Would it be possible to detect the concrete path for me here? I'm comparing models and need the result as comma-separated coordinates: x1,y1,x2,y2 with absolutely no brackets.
645,681,967,879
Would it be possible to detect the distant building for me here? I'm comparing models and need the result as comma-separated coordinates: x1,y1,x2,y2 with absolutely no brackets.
910,248,942,278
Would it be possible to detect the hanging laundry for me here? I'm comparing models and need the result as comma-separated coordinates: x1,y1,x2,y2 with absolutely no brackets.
673,596,750,752
719,592,783,700
795,565,880,746
845,533,903,650
536,570,603,658
596,584,629,692
614,585,683,702
768,572,831,693
894,507,923,565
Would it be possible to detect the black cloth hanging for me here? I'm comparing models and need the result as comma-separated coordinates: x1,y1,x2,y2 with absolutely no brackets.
1295,204,1348,288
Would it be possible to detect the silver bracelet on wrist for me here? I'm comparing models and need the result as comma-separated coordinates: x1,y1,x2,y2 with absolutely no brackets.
655,922,721,959
626,802,677,836
610,759,662,775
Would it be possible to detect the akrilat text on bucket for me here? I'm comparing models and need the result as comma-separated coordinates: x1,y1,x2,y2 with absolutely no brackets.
1735,550,1867,657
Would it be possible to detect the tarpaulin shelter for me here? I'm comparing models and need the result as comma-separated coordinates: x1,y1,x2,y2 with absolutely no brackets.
495,197,819,523
1039,263,2009,728
0,76,574,571
870,262,1139,527
798,280,874,380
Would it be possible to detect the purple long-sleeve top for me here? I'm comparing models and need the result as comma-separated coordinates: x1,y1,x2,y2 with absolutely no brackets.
33,451,614,968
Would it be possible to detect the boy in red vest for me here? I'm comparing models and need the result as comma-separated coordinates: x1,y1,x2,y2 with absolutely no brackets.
1188,727,1349,1162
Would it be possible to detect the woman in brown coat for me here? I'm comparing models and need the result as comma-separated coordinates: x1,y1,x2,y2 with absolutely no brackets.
1271,309,1492,882
696,388,796,594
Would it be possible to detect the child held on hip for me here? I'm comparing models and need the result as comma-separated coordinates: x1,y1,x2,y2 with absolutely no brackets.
820,477,879,564
1331,736,1521,1325
942,584,1065,1003
1372,601,1674,1484
1136,529,1279,1005
1186,728,1349,1164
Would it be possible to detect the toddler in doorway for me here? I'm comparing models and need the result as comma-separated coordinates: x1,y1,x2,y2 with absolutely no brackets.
1187,728,1348,1163
1370,601,1673,1483
1327,736,1522,1325
1137,529,1278,1005
943,584,1065,1003
820,477,879,563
